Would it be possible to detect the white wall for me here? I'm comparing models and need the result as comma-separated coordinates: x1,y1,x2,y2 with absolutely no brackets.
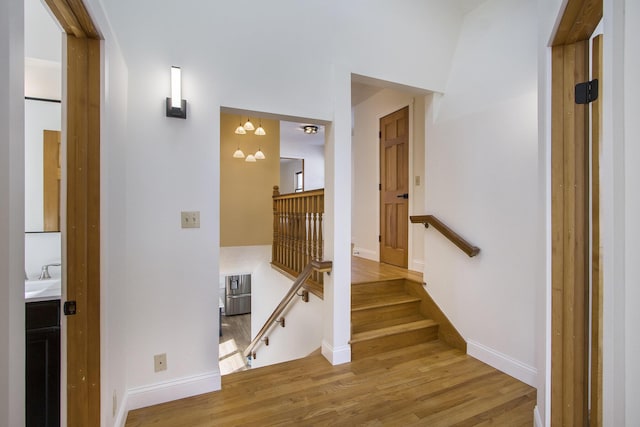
25,232,61,278
0,0,25,425
622,1,639,424
425,0,539,386
94,0,465,411
279,159,303,194
221,246,324,368
351,88,426,271
279,136,324,192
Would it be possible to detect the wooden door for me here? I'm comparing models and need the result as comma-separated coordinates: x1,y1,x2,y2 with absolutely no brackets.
379,106,409,268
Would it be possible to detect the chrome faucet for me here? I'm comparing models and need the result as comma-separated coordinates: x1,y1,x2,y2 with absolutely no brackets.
39,263,61,280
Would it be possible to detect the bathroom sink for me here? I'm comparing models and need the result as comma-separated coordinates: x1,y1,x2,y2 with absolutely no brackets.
25,278,61,302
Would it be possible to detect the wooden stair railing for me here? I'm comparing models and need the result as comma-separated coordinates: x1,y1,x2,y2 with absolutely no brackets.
410,215,480,257
272,185,325,290
244,259,332,360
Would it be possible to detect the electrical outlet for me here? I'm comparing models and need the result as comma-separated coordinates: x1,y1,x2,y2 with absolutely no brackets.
112,390,117,417
154,353,167,372
181,211,200,228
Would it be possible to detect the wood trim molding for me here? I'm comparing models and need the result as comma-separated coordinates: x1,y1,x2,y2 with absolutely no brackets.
551,40,590,426
550,0,602,424
552,0,602,46
44,0,101,39
65,35,101,427
590,33,603,427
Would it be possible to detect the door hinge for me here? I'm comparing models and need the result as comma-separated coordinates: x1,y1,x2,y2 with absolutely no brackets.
378,235,381,243
379,183,381,191
378,131,382,139
575,79,599,104
63,300,77,316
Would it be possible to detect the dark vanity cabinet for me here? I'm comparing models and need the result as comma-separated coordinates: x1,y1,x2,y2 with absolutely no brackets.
26,300,60,427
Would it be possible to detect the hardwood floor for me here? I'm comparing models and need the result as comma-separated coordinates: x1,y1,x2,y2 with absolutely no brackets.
351,255,423,284
126,258,535,426
219,314,251,375
126,340,535,426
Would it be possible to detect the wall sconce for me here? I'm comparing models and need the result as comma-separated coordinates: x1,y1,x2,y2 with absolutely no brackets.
166,66,187,119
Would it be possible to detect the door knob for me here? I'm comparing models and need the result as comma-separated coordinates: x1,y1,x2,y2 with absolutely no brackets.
396,193,409,199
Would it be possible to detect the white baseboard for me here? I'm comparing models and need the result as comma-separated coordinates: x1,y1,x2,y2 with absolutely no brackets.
534,405,544,427
126,371,221,412
352,247,377,261
467,340,537,387
321,340,351,365
114,392,129,427
411,259,424,273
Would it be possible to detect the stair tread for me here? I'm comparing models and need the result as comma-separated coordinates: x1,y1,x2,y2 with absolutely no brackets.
351,318,438,343
352,294,421,311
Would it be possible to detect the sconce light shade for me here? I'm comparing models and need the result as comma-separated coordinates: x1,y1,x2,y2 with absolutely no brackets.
166,66,187,119
255,149,265,160
245,154,257,162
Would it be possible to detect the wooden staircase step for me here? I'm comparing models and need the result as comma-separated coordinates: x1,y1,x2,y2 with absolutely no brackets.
351,294,421,311
351,279,405,295
350,319,439,359
351,319,438,343
352,314,427,334
352,299,421,327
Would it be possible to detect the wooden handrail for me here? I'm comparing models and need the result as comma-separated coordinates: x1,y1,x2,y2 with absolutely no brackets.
243,259,332,359
410,215,480,257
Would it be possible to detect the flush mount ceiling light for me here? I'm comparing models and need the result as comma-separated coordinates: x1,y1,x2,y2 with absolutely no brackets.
166,66,187,119
243,118,255,131
303,125,318,134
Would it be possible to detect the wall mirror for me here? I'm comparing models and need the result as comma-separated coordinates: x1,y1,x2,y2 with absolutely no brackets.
25,98,61,232
279,157,304,194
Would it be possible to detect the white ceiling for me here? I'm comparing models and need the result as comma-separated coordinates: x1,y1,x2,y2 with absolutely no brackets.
280,120,325,147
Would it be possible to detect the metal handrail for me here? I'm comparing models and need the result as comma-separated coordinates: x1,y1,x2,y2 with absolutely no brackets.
243,259,332,359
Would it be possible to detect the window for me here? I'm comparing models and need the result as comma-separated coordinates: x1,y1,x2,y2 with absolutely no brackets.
294,171,303,192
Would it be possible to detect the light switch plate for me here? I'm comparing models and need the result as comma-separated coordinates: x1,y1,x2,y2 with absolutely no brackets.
181,211,200,228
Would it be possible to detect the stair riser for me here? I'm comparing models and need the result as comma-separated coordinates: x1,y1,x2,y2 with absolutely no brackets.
351,326,439,359
351,280,407,296
352,301,421,329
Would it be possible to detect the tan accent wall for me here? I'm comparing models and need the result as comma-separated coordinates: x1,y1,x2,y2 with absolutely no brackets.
220,113,280,246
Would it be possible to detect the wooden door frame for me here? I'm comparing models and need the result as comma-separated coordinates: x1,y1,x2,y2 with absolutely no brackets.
550,0,602,425
42,1,102,426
